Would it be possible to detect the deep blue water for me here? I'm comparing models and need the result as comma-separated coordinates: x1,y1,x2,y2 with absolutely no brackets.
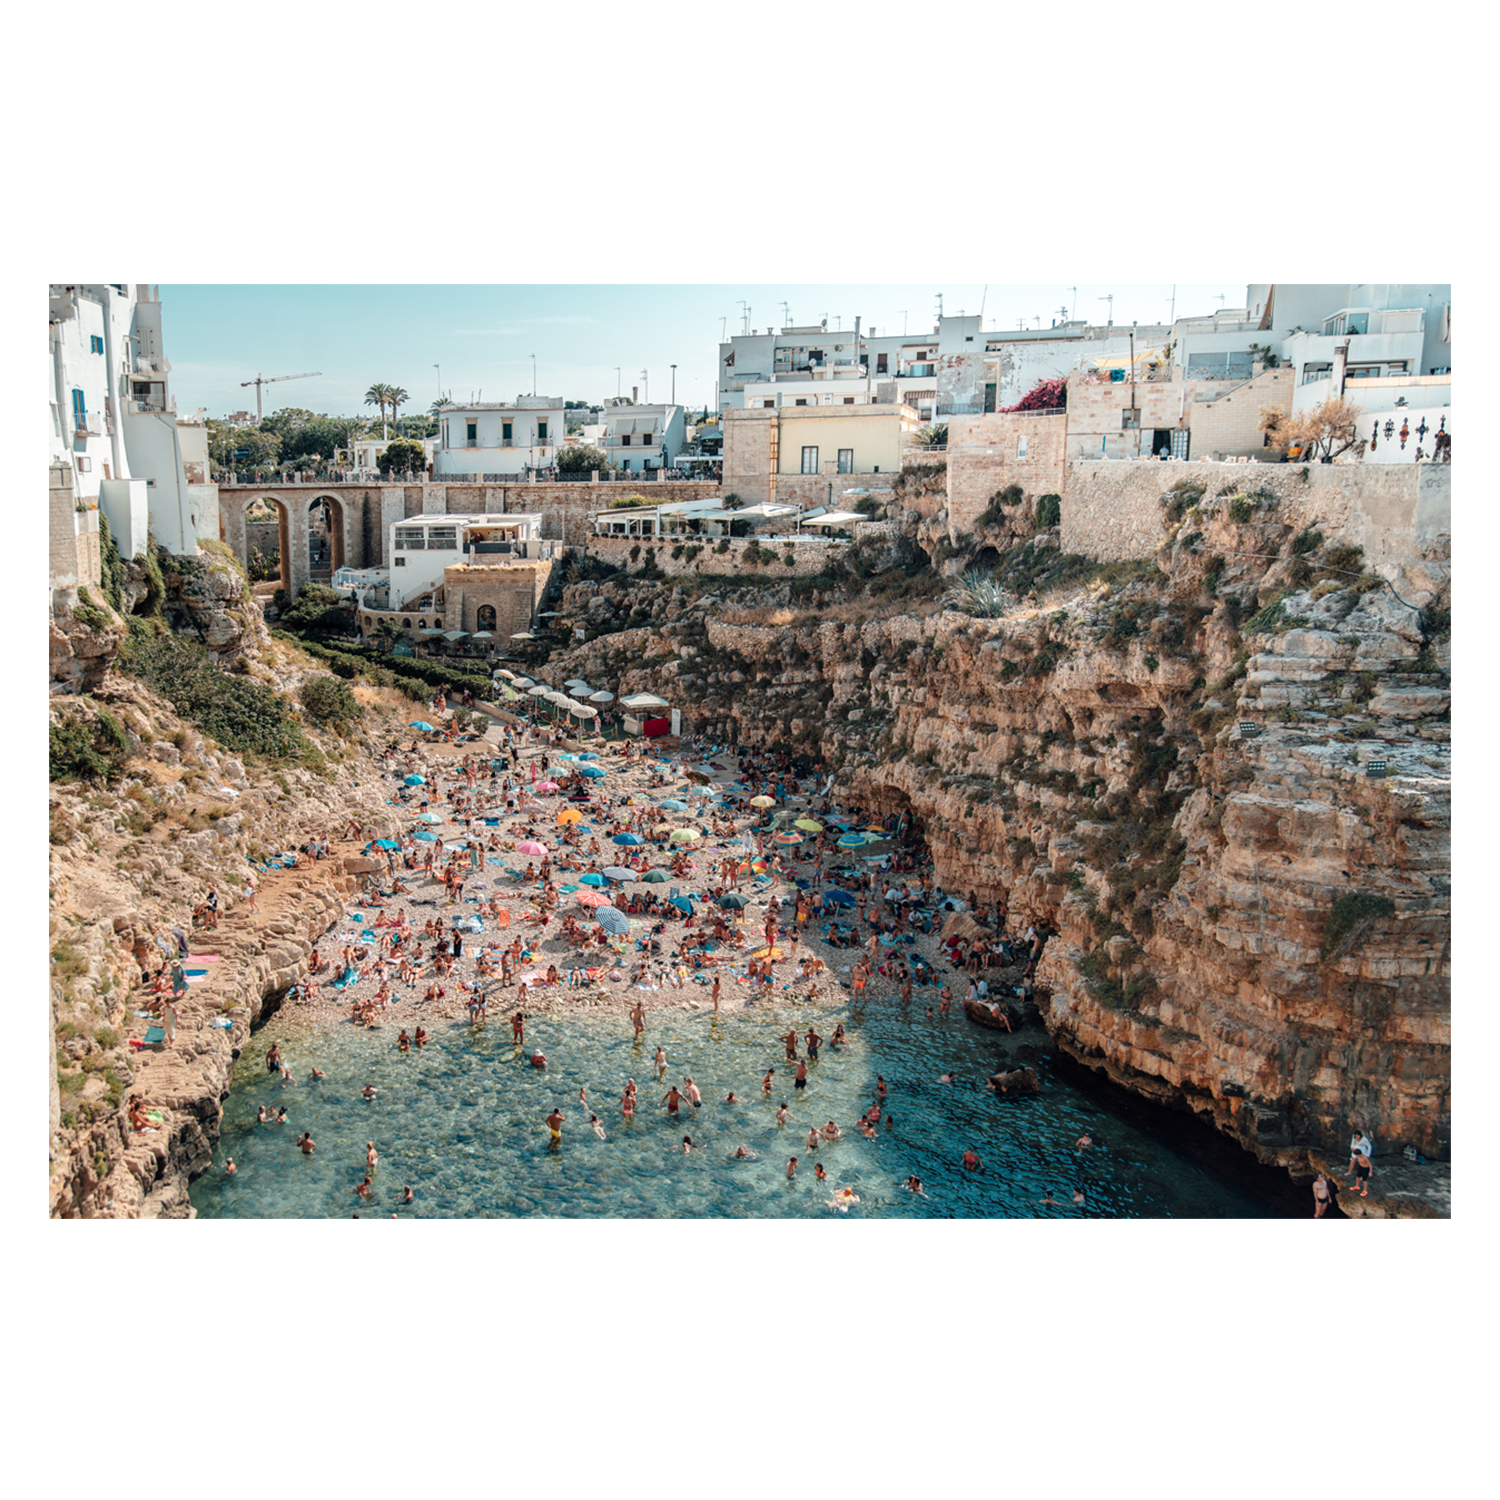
189,996,1298,1219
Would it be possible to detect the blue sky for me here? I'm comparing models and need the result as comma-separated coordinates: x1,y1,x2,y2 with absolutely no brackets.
159,283,1241,420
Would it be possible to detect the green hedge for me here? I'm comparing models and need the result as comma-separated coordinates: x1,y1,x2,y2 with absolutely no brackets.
276,632,496,702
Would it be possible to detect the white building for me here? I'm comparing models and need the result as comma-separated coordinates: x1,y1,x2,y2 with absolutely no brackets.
384,512,544,608
601,403,687,474
350,435,439,473
433,398,566,479
48,282,217,558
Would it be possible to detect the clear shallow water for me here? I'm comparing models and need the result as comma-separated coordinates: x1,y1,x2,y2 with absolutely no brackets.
189,1002,1296,1219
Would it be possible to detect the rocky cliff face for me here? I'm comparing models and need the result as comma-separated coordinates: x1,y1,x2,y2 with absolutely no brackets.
544,485,1451,1173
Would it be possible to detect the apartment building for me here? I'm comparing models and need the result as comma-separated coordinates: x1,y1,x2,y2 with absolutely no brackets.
433,398,566,478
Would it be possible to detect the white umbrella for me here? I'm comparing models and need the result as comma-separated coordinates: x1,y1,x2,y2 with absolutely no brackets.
569,683,594,699
527,685,550,698
571,703,598,719
589,691,615,704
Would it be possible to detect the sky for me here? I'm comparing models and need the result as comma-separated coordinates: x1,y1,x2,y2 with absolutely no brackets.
158,282,1243,421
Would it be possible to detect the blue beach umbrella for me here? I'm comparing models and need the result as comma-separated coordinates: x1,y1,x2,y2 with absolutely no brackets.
669,895,694,915
413,830,437,842
613,832,644,846
370,838,400,851
416,812,442,824
603,866,635,882
822,888,857,906
580,765,606,779
718,892,750,910
409,721,436,732
404,774,426,786
837,832,869,848
579,873,606,887
577,752,599,760
658,799,688,812
596,906,631,936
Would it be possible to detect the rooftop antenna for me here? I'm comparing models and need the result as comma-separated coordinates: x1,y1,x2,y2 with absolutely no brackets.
1099,293,1114,326
899,310,908,335
1067,286,1077,322
738,300,749,335
1056,304,1069,324
936,292,944,322
1017,319,1026,330
779,300,790,329
640,368,648,403
979,284,988,322
719,317,726,343
1032,315,1042,328
1215,293,1227,311
1166,284,1176,324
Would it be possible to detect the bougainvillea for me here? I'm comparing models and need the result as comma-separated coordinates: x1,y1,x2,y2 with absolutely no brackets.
1000,377,1067,414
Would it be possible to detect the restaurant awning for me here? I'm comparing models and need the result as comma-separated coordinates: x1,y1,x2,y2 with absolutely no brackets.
803,510,865,527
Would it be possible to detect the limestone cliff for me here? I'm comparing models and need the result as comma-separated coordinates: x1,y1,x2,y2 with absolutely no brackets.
543,480,1451,1177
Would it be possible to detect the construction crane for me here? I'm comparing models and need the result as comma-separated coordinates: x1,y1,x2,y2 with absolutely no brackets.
240,371,321,422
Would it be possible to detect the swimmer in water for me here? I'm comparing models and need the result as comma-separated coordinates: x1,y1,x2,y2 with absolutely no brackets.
1073,1187,1086,1205
1075,1134,1093,1152
298,1132,315,1155
903,1175,925,1195
355,1176,372,1199
724,1092,740,1104
654,1045,667,1081
225,1158,237,1176
827,1187,860,1211
309,1067,327,1082
730,1146,756,1160
590,1114,607,1140
938,1072,956,1084
962,1147,981,1171
876,1075,887,1099
814,1162,827,1182
401,1186,413,1204
1039,1189,1056,1207
823,1120,841,1142
361,1084,378,1100
531,1050,547,1069
786,1157,798,1179
806,1127,820,1152
545,1108,564,1143
776,1102,791,1125
681,1136,693,1154
366,1141,378,1169
763,1068,776,1095
256,1106,268,1124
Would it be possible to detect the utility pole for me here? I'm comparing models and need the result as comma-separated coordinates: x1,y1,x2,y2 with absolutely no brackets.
1099,294,1114,326
434,364,441,401
899,310,908,335
1166,284,1176,325
531,353,536,397
738,300,749,334
1129,328,1137,456
1067,286,1077,323
779,300,790,329
719,316,726,344
670,365,676,404
936,292,943,323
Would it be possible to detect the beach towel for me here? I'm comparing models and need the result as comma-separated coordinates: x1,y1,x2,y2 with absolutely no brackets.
142,1025,167,1045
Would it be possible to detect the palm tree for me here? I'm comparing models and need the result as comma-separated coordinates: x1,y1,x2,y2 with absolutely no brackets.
364,383,392,439
429,395,450,418
388,386,410,437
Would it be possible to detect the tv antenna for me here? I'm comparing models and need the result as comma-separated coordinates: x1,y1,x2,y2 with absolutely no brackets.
1067,286,1077,322
1099,293,1114,325
779,300,790,329
738,300,750,334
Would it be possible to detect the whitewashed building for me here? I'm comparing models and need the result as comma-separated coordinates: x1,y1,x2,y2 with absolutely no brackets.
48,282,217,558
433,398,566,479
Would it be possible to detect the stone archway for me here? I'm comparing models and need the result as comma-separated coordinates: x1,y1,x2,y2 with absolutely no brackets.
221,490,294,593
307,495,345,582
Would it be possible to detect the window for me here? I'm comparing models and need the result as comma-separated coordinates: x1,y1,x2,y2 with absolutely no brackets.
394,557,406,567
837,449,854,474
762,400,775,408
401,619,411,629
1017,435,1028,459
477,605,497,630
843,397,855,405
537,421,548,441
89,334,104,354
427,528,457,549
1121,410,1140,430
801,446,819,474
794,398,808,406
502,421,513,441
620,434,631,446
466,421,477,447
71,388,86,427
76,455,91,473
876,353,888,373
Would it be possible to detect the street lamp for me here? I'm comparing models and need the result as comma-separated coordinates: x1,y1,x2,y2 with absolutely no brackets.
670,364,677,405
531,354,536,396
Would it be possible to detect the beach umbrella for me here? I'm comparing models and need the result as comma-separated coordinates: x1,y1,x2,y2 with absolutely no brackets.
502,686,522,701
750,795,775,808
639,869,669,883
718,892,750,910
836,832,869,849
409,722,436,733
794,819,824,833
556,808,583,825
658,798,688,811
528,685,550,699
576,890,612,909
773,831,804,846
687,786,713,800
596,906,631,936
580,765,606,778
415,812,442,823
669,828,701,844
513,677,535,688
589,691,614,704
518,840,548,856
603,866,635,882
372,838,399,850
577,752,599,760
822,888,857,906
413,830,437,842
404,774,426,786
669,896,694,915
537,780,560,792
613,832,644,846
564,679,591,690
571,704,599,719
579,873,606,887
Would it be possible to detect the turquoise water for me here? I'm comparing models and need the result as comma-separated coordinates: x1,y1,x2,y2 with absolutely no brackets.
189,1002,1296,1219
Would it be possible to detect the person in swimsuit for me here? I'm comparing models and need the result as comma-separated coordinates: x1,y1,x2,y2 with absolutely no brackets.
591,1114,607,1140
685,1078,702,1108
298,1132,315,1155
401,1186,413,1204
366,1141,379,1169
962,1147,981,1171
794,1059,808,1091
805,1027,821,1059
763,1068,776,1095
903,1176,924,1195
814,1162,827,1182
681,1136,693,1154
1312,1173,1332,1217
361,1084,378,1100
786,1157,798,1179
225,1158,237,1176
782,1028,799,1061
662,1085,687,1117
545,1108,564,1143
655,1046,667,1081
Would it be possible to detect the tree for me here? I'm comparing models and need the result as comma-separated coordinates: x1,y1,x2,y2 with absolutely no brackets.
722,493,744,511
557,444,611,476
1259,397,1365,463
282,416,359,464
365,383,393,439
377,438,427,476
209,423,280,468
299,674,365,733
260,407,318,441
279,584,354,634
913,423,949,447
430,396,451,418
388,386,410,435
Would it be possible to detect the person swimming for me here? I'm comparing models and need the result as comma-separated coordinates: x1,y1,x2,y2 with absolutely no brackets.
730,1146,757,1160
590,1114,607,1140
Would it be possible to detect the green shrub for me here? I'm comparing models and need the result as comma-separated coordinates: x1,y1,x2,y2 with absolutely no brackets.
49,711,128,784
1228,496,1254,524
1291,529,1324,556
1321,892,1396,961
119,627,309,762
98,513,126,613
1034,493,1061,529
299,674,365,732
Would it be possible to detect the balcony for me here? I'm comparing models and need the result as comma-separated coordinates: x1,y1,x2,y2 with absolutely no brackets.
73,412,102,436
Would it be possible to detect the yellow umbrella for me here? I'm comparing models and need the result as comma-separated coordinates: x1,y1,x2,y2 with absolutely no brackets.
669,828,701,843
794,819,823,832
750,795,776,808
556,808,583,825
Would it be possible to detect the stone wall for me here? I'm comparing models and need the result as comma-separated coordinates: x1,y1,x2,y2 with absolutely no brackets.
768,471,895,513
585,533,853,579
1188,368,1296,459
946,412,1068,537
441,560,556,636
720,408,778,508
1060,458,1453,566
